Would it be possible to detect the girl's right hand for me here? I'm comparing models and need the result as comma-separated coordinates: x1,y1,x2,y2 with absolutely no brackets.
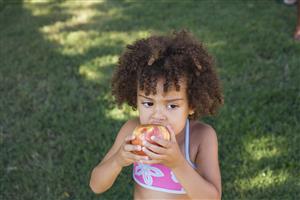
115,135,149,167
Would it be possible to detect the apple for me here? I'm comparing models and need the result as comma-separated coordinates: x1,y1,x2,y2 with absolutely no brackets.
131,124,170,156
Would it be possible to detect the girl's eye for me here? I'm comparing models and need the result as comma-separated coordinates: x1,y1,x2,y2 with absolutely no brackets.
167,104,178,109
142,102,153,107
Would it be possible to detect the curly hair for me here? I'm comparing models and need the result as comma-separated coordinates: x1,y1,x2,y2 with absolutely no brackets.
111,30,224,119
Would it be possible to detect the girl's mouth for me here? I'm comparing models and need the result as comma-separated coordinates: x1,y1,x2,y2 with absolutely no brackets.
150,120,165,126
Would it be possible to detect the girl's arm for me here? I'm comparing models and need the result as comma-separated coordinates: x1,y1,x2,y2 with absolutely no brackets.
172,126,221,199
89,153,123,194
89,119,147,194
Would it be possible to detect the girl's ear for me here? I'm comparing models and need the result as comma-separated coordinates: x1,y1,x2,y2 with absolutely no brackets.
188,108,195,116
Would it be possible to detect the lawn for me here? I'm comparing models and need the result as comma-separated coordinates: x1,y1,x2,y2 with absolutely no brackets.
1,0,300,199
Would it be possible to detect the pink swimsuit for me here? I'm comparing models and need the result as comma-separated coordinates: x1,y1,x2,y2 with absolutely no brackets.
133,120,196,194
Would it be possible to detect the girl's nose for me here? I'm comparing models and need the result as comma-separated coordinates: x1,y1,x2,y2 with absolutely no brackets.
152,107,166,122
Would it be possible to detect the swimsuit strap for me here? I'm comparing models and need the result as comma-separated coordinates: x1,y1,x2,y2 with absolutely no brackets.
184,119,197,168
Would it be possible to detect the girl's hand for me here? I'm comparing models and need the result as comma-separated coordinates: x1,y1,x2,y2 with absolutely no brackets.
140,125,185,169
115,135,149,167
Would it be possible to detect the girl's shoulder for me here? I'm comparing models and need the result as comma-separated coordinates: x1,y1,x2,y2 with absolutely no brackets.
118,117,140,137
106,118,140,153
188,120,219,170
189,120,218,147
98,118,140,164
124,117,140,129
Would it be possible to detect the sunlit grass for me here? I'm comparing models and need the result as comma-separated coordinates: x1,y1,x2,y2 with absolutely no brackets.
24,0,104,16
40,10,98,28
238,169,289,190
25,0,151,56
106,106,138,121
23,4,52,16
244,135,283,161
79,55,118,82
95,92,138,120
40,28,151,55
206,40,227,49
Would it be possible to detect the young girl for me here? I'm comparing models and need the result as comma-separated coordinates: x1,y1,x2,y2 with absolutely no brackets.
89,30,224,199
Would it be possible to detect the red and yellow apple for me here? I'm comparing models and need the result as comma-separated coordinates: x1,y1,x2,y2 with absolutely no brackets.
131,124,170,156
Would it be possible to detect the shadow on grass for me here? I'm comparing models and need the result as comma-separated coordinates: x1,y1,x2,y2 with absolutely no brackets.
1,1,299,200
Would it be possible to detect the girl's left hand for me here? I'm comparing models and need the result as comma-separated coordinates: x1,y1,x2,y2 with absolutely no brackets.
140,125,185,169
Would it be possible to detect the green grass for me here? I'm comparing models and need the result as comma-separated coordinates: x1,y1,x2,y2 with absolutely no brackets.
1,0,300,199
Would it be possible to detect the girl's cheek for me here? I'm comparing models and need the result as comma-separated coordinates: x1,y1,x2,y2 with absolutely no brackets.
138,113,149,124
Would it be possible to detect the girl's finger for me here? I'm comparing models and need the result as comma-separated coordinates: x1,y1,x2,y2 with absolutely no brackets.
143,140,167,154
125,135,135,143
128,153,149,162
123,144,142,152
150,136,169,148
142,146,165,160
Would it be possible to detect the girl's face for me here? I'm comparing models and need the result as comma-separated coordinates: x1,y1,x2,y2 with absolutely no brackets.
137,78,194,135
